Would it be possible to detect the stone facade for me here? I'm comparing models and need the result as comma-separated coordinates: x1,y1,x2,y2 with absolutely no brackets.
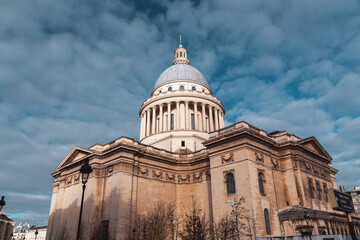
0,212,14,240
46,43,360,239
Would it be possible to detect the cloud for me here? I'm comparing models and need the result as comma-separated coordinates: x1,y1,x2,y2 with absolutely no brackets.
1,0,360,225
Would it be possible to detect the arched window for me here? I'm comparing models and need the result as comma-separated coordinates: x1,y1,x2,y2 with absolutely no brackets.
264,208,271,235
316,182,322,200
180,52,182,57
308,179,314,199
192,86,196,91
180,85,185,90
226,173,236,194
168,87,172,91
258,172,265,194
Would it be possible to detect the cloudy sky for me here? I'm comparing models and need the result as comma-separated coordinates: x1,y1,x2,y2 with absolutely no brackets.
1,0,360,225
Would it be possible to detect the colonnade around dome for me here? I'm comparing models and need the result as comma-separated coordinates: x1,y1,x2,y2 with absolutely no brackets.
139,98,225,140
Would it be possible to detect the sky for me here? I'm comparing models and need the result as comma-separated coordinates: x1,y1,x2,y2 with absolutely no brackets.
1,0,360,226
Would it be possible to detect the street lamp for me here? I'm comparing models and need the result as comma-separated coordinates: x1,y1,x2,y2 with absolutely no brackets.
0,196,6,211
76,159,93,240
35,230,38,240
304,212,311,237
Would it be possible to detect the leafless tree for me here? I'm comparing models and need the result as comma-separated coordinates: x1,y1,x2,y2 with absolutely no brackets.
132,202,176,240
214,197,252,240
179,200,209,240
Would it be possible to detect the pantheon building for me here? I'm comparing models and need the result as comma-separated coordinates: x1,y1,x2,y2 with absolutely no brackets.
46,43,360,239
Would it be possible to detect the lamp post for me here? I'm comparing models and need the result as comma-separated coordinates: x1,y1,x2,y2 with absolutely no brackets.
0,196,6,211
35,230,38,240
304,212,311,238
76,159,93,240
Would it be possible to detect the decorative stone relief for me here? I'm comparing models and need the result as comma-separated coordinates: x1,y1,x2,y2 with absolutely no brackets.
139,168,149,176
166,173,175,181
206,170,211,180
305,162,311,171
255,151,264,162
152,169,163,179
105,165,113,175
74,173,80,182
313,166,319,174
177,174,190,183
271,157,279,170
221,152,234,164
66,176,72,184
193,172,203,182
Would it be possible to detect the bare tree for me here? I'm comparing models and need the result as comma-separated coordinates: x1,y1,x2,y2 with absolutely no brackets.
179,200,209,240
132,202,176,240
214,197,252,240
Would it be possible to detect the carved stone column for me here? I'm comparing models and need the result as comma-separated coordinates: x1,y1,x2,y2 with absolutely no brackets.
194,102,198,130
220,112,224,128
215,108,219,130
209,106,214,132
146,109,150,136
159,104,163,132
185,101,189,130
152,106,156,134
167,102,171,131
176,101,180,130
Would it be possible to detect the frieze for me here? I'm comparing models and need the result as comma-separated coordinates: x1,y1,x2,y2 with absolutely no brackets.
255,151,264,162
74,173,80,182
105,165,113,176
193,172,203,182
206,170,211,180
138,168,149,176
177,174,190,183
66,176,72,184
271,157,279,170
221,152,234,164
166,173,175,181
152,169,163,179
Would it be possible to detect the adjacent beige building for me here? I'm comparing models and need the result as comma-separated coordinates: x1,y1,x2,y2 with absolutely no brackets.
46,43,360,239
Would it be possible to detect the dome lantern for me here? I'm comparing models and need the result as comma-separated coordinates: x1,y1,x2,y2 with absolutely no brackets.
173,35,189,65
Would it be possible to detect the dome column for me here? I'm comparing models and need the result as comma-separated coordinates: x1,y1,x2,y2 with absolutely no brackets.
146,109,150,136
220,112,224,128
202,103,206,132
167,102,171,131
159,104,163,132
209,105,214,132
140,114,144,139
176,101,180,130
215,108,219,130
185,101,189,130
152,107,156,134
194,102,198,130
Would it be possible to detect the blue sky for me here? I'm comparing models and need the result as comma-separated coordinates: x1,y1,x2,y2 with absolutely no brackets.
1,0,360,225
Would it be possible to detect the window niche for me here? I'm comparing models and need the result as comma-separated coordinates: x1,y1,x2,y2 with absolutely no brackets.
223,170,236,197
264,208,271,235
258,170,266,195
316,182,322,200
180,85,185,90
308,178,315,199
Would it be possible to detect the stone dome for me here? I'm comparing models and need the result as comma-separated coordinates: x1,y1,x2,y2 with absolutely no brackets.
154,63,209,87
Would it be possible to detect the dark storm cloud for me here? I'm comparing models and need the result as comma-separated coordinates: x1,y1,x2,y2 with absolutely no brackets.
0,0,359,224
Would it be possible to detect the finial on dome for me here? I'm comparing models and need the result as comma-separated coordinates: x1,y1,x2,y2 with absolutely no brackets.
173,36,189,65
179,35,183,48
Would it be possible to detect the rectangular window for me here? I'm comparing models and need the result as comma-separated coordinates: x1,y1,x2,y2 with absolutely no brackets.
191,114,195,130
308,179,314,199
181,141,185,147
323,184,328,202
170,114,174,130
157,117,160,133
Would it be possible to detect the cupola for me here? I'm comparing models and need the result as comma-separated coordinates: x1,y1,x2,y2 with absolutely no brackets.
173,36,189,65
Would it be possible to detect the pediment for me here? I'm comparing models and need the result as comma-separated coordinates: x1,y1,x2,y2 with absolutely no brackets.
57,146,94,169
298,137,332,161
